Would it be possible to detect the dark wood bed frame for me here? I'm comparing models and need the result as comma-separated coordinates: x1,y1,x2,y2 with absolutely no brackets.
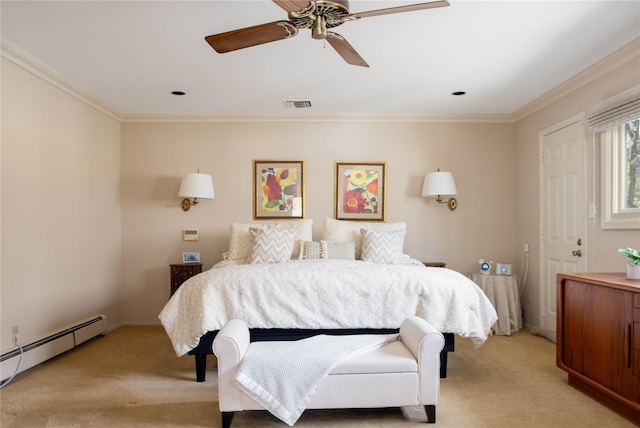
188,328,455,382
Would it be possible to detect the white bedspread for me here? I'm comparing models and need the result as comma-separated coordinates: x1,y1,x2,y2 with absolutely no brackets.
159,258,498,356
235,333,398,426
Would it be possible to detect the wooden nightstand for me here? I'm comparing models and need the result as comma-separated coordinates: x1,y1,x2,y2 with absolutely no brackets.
423,262,446,268
169,263,202,297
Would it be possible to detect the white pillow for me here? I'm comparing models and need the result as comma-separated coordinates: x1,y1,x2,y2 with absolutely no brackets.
227,219,312,260
322,217,406,259
323,241,356,260
298,241,356,260
360,228,406,264
247,227,297,264
298,241,327,260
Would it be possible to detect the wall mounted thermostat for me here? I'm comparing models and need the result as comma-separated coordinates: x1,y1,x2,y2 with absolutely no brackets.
496,263,512,275
183,229,199,241
478,259,493,274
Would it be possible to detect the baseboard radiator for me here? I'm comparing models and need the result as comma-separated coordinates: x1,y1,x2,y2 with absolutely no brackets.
0,314,107,381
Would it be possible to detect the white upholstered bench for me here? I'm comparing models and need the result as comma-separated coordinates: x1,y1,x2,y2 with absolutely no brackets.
213,316,445,427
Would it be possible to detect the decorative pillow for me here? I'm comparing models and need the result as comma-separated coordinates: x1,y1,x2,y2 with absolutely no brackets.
360,228,406,264
322,217,406,259
247,227,297,264
298,241,327,260
227,219,312,260
323,241,356,260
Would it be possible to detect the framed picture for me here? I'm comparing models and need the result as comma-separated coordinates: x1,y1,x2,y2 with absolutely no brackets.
183,252,200,263
253,160,305,219
334,161,386,221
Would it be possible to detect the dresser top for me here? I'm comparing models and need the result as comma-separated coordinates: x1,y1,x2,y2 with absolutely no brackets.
558,272,640,291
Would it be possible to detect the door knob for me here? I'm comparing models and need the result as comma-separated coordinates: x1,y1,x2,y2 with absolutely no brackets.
572,249,582,257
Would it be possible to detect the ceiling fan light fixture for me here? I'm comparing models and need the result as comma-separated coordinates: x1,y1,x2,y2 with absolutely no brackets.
312,16,327,39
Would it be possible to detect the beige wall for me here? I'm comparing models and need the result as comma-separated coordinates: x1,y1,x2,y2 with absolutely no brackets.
1,58,122,352
515,53,640,328
121,120,517,324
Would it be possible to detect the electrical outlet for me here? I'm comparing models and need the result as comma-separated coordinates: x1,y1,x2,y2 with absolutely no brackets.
12,325,19,345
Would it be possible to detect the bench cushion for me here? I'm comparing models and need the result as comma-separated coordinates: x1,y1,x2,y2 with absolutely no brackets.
245,339,417,376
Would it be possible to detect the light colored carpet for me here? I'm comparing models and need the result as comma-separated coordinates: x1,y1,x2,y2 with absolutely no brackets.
0,326,635,428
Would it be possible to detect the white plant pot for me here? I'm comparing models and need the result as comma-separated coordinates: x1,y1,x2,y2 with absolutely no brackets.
626,263,640,280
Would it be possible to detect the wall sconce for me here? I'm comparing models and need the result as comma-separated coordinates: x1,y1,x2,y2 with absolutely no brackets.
179,171,215,212
422,169,458,211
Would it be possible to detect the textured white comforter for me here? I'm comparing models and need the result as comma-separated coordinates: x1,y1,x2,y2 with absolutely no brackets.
159,258,498,356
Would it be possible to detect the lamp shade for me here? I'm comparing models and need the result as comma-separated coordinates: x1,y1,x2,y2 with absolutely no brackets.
179,173,215,199
422,171,457,197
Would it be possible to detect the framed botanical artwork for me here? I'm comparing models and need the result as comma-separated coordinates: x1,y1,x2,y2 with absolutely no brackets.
334,161,386,221
253,160,305,219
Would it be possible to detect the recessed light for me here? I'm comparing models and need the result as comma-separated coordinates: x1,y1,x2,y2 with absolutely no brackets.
452,91,466,96
172,91,186,96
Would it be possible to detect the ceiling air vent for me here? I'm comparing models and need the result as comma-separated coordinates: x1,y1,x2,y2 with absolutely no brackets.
283,99,313,109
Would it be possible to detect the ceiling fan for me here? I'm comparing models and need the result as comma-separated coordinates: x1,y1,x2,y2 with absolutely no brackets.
205,0,450,67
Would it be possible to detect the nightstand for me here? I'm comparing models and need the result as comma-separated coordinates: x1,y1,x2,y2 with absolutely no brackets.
169,263,202,297
468,272,521,336
423,262,446,268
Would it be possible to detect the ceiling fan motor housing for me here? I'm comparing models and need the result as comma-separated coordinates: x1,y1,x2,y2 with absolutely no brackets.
289,0,351,37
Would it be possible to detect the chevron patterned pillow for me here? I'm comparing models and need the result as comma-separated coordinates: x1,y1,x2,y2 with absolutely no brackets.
247,227,298,264
360,228,406,264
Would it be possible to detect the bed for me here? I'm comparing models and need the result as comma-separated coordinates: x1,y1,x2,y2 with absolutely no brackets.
159,218,498,382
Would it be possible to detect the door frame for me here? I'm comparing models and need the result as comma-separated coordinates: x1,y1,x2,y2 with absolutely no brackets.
538,111,587,330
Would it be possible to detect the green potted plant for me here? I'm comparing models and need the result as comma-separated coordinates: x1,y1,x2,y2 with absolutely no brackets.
617,247,640,279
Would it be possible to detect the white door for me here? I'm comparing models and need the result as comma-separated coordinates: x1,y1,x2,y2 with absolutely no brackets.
540,113,587,333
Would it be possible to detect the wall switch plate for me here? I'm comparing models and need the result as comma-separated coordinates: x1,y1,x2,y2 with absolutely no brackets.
588,202,596,219
183,230,198,241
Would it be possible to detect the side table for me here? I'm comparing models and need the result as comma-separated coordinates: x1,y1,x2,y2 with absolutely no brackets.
170,263,202,297
423,262,447,268
469,272,522,336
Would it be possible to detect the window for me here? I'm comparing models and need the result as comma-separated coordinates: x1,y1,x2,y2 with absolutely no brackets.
624,119,640,209
601,118,640,229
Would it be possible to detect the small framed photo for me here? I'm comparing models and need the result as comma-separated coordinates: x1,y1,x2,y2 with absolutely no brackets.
182,252,201,263
253,159,305,219
335,161,386,221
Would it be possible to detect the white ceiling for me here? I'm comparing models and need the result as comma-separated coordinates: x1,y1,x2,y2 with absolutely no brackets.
1,1,639,117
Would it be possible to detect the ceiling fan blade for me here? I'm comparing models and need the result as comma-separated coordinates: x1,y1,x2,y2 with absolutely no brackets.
326,32,369,67
348,0,449,20
205,21,298,53
272,0,311,13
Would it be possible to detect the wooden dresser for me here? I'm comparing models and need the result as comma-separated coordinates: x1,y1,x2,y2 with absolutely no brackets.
556,273,640,424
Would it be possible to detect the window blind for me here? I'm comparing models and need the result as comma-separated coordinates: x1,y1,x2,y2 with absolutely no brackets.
587,84,640,132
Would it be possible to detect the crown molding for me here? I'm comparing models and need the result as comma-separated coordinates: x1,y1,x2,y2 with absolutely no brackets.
512,37,640,122
121,113,514,124
1,38,123,122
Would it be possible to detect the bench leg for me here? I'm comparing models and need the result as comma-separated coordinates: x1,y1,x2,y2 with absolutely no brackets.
222,411,234,428
424,405,436,423
439,349,448,378
194,354,206,382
